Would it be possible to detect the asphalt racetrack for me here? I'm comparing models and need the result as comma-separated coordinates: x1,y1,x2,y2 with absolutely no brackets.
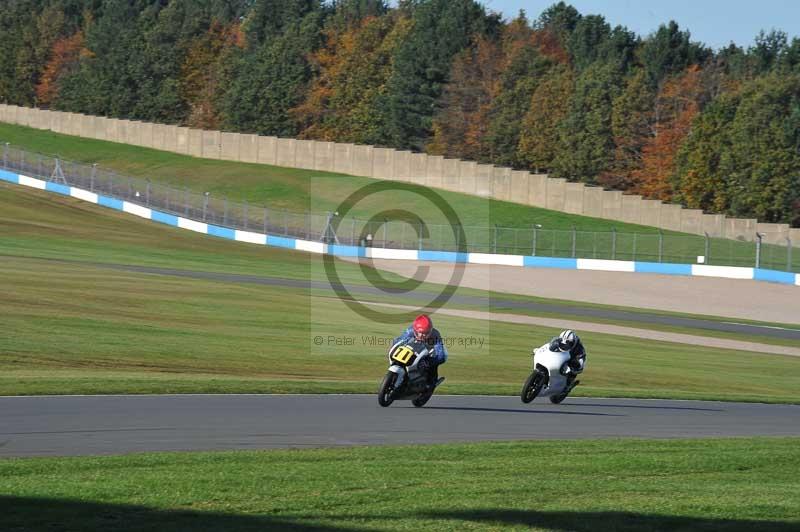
2,395,799,457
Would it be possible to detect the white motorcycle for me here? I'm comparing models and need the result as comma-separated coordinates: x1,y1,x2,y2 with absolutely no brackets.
378,340,444,408
520,343,581,404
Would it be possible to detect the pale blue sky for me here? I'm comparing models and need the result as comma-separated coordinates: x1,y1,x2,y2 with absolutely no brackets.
478,0,800,50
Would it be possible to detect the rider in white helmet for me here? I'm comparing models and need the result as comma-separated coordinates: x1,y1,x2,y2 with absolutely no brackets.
548,329,586,387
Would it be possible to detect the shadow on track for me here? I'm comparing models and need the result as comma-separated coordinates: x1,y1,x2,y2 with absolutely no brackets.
413,406,624,416
575,403,725,412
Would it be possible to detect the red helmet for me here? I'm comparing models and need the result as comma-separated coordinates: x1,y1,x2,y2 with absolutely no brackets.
413,315,432,340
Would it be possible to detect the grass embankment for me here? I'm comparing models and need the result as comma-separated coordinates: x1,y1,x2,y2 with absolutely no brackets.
2,186,800,401
3,121,790,269
1,438,799,531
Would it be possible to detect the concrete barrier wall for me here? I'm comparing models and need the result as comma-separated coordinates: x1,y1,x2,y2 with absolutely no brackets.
2,104,794,243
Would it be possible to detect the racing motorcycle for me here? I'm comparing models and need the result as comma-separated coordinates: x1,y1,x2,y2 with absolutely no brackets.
520,343,580,404
377,340,444,407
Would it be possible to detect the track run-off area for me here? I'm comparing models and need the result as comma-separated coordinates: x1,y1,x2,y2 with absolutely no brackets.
2,394,800,457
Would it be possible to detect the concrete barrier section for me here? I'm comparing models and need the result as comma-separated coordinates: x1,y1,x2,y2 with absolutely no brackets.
426,155,444,188
276,138,297,168
408,153,428,185
640,199,661,227
659,203,682,232
620,195,643,224
352,145,374,178
151,123,167,151
313,141,335,172
372,147,395,180
201,130,221,159
458,161,477,194
692,264,754,279
220,132,241,161
334,143,354,175
162,125,179,153
563,182,584,214
475,164,493,197
701,213,725,238
491,167,512,201
725,217,757,242
393,150,412,181
546,178,566,211
175,127,189,154
679,208,703,235
139,122,154,148
510,171,529,203
188,129,203,157
582,186,603,218
238,133,259,163
577,258,635,272
257,136,277,165
442,158,460,191
528,173,547,208
600,190,623,222
295,139,315,171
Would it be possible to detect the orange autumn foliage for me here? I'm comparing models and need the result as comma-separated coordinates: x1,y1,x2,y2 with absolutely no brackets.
35,31,85,106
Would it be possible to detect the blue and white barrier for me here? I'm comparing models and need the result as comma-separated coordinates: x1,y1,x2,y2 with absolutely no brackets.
1,169,798,286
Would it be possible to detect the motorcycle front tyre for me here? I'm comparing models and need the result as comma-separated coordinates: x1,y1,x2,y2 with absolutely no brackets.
378,371,396,407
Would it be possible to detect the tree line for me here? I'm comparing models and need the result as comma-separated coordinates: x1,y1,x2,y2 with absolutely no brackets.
1,0,798,226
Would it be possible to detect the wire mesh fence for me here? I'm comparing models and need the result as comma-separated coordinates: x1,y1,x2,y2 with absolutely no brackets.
1,141,797,272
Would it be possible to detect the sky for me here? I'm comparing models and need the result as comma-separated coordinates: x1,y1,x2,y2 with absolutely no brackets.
478,0,800,50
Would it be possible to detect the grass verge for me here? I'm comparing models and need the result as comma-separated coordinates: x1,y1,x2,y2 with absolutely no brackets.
1,438,799,531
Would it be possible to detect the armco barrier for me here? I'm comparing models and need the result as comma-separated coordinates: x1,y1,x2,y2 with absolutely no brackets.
0,168,798,287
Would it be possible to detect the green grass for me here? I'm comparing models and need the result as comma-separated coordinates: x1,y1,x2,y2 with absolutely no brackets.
6,120,795,271
2,438,799,531
2,182,799,401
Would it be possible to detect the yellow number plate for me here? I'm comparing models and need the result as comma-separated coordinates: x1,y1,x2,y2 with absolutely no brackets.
391,346,416,365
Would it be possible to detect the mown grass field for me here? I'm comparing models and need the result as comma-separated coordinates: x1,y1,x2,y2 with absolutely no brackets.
2,438,799,531
3,121,793,270
2,184,799,402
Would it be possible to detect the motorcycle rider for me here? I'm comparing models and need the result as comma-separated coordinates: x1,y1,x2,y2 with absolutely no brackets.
548,329,586,388
392,314,447,387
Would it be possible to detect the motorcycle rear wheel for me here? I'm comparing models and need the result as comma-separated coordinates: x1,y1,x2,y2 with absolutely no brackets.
520,371,545,403
378,372,396,407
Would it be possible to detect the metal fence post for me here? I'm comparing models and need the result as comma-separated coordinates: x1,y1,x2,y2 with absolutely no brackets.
704,232,710,265
611,228,616,260
184,187,190,216
351,218,357,247
419,222,423,251
264,207,269,234
755,233,763,268
658,230,663,263
90,164,96,192
571,226,576,258
243,200,248,230
787,237,793,271
383,218,388,248
145,179,151,207
109,172,114,196
202,192,209,222
223,197,228,226
2,142,8,168
532,225,537,256
632,232,637,261
493,225,498,254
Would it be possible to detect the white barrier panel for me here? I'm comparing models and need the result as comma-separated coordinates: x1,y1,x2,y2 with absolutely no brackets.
234,230,267,245
71,188,98,203
123,202,152,219
796,274,800,286
468,253,525,266
692,264,754,279
367,248,419,260
178,217,208,233
577,259,636,272
18,175,46,189
295,239,326,254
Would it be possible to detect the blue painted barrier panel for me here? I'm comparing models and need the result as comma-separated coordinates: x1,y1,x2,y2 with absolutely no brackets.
523,257,578,269
328,244,366,257
0,169,19,183
45,182,71,196
634,262,692,275
150,210,179,226
97,195,124,210
754,268,796,284
207,224,236,239
267,235,296,249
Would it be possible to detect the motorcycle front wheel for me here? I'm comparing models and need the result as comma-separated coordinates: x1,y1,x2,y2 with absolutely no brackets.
378,371,397,407
520,371,545,403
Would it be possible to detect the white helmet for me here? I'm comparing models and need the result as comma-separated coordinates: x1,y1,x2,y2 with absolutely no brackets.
557,330,577,352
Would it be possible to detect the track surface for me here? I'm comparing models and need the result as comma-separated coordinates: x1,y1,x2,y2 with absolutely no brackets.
2,395,799,457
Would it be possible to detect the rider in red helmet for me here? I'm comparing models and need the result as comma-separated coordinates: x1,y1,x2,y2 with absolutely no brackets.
392,314,447,387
